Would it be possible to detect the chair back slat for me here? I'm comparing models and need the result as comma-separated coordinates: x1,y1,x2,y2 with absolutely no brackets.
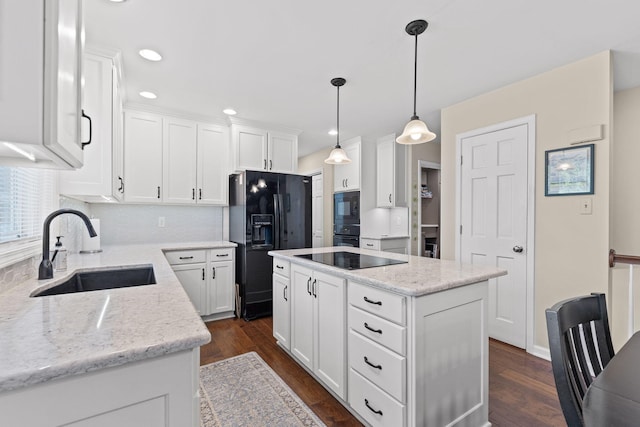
546,293,615,427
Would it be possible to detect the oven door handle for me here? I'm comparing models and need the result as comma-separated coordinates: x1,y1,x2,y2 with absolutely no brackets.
273,194,280,249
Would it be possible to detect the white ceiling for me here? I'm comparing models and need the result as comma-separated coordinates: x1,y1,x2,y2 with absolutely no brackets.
85,0,640,157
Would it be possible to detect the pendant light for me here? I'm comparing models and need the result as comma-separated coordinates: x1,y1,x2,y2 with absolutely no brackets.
324,77,352,164
396,19,436,145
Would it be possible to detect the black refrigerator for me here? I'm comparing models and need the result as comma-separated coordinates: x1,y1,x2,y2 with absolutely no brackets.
229,170,312,320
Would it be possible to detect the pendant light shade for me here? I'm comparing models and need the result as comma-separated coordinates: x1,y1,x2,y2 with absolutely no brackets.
397,19,436,145
325,77,352,164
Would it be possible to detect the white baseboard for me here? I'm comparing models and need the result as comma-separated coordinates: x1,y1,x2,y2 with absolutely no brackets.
528,344,551,361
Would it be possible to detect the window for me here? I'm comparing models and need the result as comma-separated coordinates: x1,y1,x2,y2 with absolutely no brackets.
0,167,57,268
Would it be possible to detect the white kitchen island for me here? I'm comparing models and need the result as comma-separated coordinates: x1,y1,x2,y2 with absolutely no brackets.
0,242,234,427
269,247,507,427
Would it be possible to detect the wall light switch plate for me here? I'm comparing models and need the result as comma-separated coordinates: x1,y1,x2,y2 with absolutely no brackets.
580,198,592,215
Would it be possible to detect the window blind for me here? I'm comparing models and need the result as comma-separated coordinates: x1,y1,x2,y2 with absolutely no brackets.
0,167,57,245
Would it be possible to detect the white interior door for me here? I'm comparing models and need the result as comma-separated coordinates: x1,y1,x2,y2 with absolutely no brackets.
460,124,529,348
312,174,324,248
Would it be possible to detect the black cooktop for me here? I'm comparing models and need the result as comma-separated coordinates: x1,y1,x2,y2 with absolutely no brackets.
295,251,407,270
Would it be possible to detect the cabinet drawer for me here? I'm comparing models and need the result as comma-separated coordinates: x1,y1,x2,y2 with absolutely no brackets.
349,368,405,427
349,306,406,356
165,249,206,265
272,259,290,277
349,281,406,325
349,330,406,402
210,247,234,261
361,239,381,250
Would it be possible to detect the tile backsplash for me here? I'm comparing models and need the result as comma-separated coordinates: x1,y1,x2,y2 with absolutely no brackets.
0,256,38,294
89,203,224,246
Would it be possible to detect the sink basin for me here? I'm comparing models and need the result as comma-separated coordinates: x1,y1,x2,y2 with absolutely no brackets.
33,266,157,297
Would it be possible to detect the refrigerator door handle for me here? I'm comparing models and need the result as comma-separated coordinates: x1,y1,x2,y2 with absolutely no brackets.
277,194,285,248
273,194,281,249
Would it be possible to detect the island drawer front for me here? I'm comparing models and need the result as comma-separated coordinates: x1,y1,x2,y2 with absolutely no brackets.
349,330,406,402
210,247,234,260
349,281,406,325
272,259,290,277
165,249,206,265
349,368,405,427
361,238,381,251
349,305,406,356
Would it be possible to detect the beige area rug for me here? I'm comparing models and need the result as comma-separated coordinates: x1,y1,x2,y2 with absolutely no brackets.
200,352,326,427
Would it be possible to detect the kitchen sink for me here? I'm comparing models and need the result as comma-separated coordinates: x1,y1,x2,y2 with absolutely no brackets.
32,266,157,297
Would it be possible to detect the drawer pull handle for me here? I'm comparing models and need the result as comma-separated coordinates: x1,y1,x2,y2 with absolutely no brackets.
366,243,374,247
179,256,194,260
364,399,383,416
216,253,229,257
276,265,284,269
364,322,382,334
312,279,317,298
364,296,382,306
307,277,312,295
364,356,382,370
283,285,288,302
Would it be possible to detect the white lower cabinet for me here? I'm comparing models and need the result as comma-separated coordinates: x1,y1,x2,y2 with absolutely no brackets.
172,263,207,315
360,237,409,255
290,264,346,399
274,258,490,427
0,349,200,427
166,248,235,319
272,260,291,350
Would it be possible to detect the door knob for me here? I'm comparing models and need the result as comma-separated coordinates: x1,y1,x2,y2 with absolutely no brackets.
513,245,524,253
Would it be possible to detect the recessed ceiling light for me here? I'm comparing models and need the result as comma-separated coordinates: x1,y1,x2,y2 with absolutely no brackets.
139,91,157,99
108,0,127,3
223,108,237,115
328,129,338,136
139,49,162,62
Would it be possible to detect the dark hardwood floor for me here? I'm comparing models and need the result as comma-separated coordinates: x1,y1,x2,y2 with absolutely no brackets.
200,317,565,426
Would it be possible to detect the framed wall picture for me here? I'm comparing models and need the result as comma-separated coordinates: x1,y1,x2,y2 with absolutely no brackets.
545,144,594,196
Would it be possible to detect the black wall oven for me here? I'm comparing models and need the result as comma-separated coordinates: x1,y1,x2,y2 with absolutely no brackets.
334,191,360,224
333,191,360,247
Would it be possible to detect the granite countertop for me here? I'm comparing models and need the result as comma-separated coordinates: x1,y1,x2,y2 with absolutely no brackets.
269,247,506,297
0,241,236,393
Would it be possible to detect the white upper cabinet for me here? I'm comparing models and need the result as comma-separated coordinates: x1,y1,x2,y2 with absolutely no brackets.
333,137,361,192
232,123,298,173
268,132,297,173
197,124,229,205
123,111,164,203
376,133,407,208
0,0,84,169
234,126,268,171
163,118,198,204
124,110,229,205
59,50,124,202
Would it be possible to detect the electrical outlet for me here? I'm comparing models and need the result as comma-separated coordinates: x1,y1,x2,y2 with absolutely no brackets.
158,216,166,227
580,198,592,215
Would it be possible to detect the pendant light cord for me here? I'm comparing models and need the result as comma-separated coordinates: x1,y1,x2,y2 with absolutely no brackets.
412,32,418,120
336,85,341,148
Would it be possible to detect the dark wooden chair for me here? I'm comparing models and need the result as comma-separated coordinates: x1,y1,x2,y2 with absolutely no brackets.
545,293,615,427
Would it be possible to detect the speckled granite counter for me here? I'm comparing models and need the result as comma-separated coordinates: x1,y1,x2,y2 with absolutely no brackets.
269,246,506,296
0,241,235,393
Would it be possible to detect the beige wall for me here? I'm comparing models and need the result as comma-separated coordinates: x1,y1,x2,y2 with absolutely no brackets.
298,147,334,246
610,85,640,348
441,51,612,351
409,143,441,255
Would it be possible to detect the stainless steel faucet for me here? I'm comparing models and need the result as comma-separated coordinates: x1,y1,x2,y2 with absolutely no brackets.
38,209,97,280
